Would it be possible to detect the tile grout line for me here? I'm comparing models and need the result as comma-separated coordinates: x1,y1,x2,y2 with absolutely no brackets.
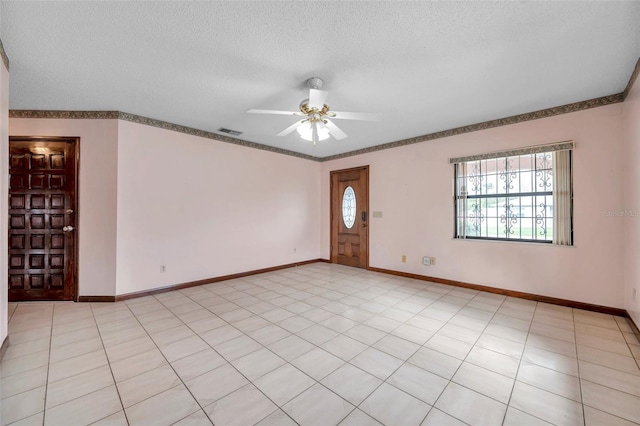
486,307,639,422
499,302,544,425
575,312,640,423
277,272,445,423
97,271,640,424
507,307,640,423
428,292,512,426
130,284,335,424
337,291,446,423
35,316,121,424
171,283,360,425
216,272,381,406
573,308,587,426
216,272,377,423
188,272,534,424
88,303,131,425
239,273,444,421
31,306,128,422
378,296,473,426
7,303,18,324
171,272,421,424
158,290,305,425
40,304,55,426
617,316,640,371
346,286,514,422
114,299,216,425
9,265,640,425
574,311,640,420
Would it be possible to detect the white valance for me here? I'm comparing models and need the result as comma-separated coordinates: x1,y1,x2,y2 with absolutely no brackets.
449,141,574,164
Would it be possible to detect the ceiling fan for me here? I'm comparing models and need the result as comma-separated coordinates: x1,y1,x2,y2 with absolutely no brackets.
247,77,380,145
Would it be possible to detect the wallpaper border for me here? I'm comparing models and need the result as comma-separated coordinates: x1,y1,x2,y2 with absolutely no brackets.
623,57,640,101
8,110,319,161
9,93,624,163
320,94,622,162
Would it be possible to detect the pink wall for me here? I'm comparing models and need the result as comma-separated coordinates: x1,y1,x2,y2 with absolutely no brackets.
1,60,8,345
5,101,632,311
115,120,321,295
624,73,640,326
322,104,626,308
9,118,119,297
7,119,322,297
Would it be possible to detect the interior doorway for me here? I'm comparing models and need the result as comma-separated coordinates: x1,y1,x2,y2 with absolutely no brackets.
8,136,79,301
330,166,369,268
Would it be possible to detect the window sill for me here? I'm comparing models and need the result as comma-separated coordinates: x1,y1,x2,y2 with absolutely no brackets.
452,238,575,248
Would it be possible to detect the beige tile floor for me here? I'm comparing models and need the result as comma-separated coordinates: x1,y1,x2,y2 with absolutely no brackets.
1,263,640,425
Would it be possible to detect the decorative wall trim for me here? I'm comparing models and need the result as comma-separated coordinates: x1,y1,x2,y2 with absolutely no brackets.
0,37,9,71
368,266,628,317
0,336,9,362
117,112,318,161
10,110,119,119
449,140,574,164
623,57,640,101
9,110,319,162
321,94,622,162
8,92,625,163
76,259,328,302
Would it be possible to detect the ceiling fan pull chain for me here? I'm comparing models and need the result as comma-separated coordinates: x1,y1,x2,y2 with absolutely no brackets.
312,122,319,145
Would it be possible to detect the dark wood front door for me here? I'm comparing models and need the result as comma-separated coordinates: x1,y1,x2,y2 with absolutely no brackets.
8,137,78,301
330,166,369,268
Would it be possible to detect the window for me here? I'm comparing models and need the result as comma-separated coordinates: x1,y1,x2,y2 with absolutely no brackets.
452,142,573,245
342,186,356,229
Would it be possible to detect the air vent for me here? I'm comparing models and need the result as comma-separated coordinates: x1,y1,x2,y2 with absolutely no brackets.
217,127,243,136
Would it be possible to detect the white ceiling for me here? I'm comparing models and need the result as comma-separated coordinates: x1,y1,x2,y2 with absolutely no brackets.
1,1,639,158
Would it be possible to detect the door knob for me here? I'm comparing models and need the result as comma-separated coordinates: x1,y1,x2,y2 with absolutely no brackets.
63,226,75,232
66,209,74,214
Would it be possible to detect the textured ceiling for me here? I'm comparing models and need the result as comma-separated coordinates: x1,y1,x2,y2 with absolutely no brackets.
1,1,639,158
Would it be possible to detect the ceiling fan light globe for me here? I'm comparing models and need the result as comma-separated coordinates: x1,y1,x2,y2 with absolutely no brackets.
296,122,330,142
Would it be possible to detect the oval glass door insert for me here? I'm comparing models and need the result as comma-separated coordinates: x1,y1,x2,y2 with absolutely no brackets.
342,186,356,228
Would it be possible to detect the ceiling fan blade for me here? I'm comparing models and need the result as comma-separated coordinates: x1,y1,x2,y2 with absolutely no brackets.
330,111,381,121
247,109,302,116
277,120,305,137
308,89,328,109
325,119,347,140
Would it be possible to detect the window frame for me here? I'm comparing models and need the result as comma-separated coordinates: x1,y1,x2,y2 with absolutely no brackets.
452,143,574,245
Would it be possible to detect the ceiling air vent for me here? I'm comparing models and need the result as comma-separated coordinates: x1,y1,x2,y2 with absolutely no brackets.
217,127,243,136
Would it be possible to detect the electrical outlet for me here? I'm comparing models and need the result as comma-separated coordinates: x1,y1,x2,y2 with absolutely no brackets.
402,255,406,263
160,265,166,273
422,256,431,266
431,257,436,265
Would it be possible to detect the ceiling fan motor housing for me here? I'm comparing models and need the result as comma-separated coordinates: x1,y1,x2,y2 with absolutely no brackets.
307,77,323,90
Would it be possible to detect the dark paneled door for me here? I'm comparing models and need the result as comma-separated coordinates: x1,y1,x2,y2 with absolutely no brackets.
8,137,78,301
330,166,369,268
